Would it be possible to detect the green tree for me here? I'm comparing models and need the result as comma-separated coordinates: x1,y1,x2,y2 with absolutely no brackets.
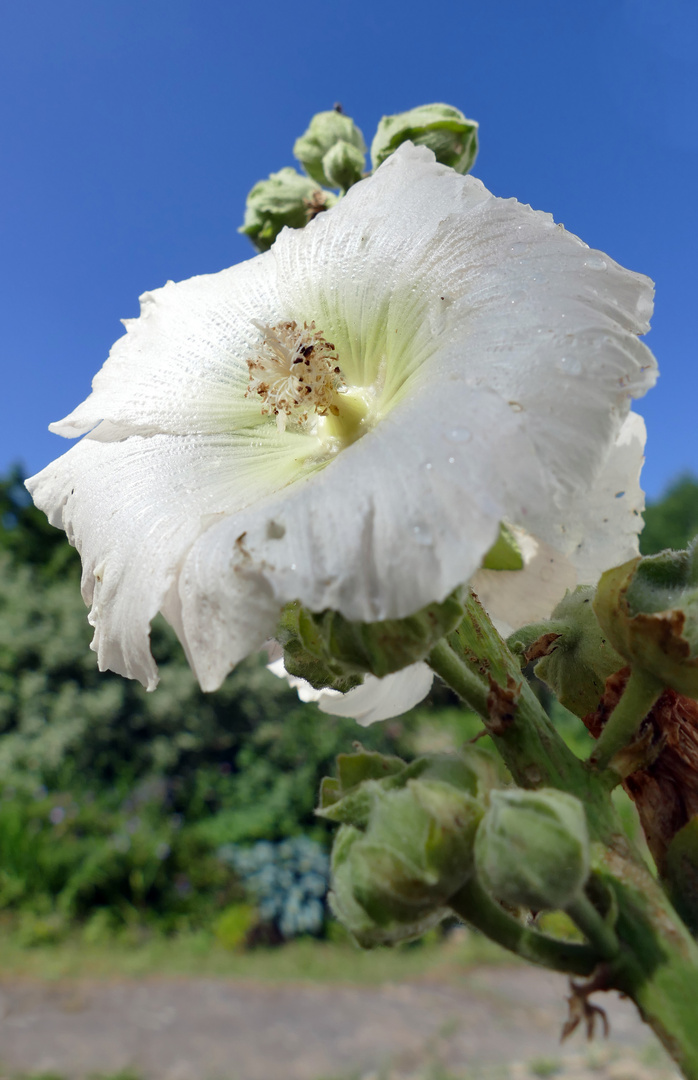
641,475,698,555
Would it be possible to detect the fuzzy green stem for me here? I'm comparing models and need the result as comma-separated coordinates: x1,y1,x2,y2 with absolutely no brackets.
427,639,489,717
449,878,596,976
566,892,619,961
589,667,664,772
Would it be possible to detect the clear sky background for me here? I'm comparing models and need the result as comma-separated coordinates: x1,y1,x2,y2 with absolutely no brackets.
1,0,696,499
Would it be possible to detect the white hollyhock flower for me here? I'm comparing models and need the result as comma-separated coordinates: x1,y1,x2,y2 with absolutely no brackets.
28,143,656,707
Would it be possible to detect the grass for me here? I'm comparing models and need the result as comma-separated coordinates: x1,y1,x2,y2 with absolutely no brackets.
0,925,509,983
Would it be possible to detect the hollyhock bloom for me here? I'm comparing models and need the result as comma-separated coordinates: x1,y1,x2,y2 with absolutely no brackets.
28,144,656,710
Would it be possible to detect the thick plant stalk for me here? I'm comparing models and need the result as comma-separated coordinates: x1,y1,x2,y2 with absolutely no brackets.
428,590,698,1079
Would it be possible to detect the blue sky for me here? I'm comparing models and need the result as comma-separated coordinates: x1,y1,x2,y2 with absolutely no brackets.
1,0,696,499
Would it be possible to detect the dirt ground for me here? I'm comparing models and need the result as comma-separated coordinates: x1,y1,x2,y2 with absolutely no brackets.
0,966,677,1080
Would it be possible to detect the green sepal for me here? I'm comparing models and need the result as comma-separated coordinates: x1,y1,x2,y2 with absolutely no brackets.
482,523,524,571
593,543,698,698
519,586,625,718
293,110,366,188
277,589,465,691
317,746,505,829
336,748,406,792
371,103,478,173
276,602,364,693
238,167,336,252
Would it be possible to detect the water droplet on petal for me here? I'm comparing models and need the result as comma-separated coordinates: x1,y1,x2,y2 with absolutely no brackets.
508,401,524,413
424,462,433,470
584,255,607,271
412,523,432,546
556,356,582,375
448,457,455,464
447,428,471,443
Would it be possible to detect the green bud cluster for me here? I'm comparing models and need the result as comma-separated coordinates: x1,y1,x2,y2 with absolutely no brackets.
593,543,698,697
240,102,479,253
371,104,479,174
475,788,591,911
276,589,464,691
320,747,503,947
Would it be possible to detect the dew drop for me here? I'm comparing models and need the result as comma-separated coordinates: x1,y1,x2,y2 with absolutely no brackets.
448,457,455,464
584,255,607,271
556,356,582,375
447,427,471,443
412,523,432,546
508,401,524,413
424,462,433,470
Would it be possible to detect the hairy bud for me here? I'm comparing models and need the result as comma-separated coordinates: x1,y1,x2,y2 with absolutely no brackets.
239,168,335,252
293,110,366,189
475,788,590,911
371,103,478,174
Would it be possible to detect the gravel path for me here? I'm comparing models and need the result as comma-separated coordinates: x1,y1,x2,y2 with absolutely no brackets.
0,967,680,1080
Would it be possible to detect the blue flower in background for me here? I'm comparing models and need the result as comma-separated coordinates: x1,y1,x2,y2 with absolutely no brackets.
218,836,330,939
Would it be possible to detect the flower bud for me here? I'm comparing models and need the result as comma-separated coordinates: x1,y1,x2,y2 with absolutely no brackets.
532,587,625,718
322,140,366,191
329,824,447,947
239,168,336,252
277,589,464,690
475,788,590,911
293,110,367,189
593,544,698,698
328,778,483,942
371,103,479,174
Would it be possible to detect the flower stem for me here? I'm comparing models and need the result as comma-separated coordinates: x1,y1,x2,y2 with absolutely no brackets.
566,892,619,961
449,878,596,976
589,667,664,772
427,639,489,717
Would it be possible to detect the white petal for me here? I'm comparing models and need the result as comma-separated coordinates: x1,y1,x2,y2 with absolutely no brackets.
175,384,549,688
559,410,648,583
319,663,434,726
50,254,283,440
266,655,432,724
27,430,314,689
